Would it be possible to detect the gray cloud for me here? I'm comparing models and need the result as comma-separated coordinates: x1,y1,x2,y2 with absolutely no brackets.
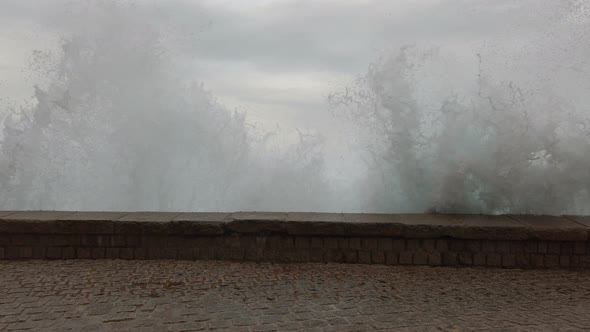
0,0,569,161
0,0,561,134
153,0,545,74
1,0,549,77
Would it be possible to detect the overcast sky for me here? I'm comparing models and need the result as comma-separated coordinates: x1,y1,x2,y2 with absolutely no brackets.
0,0,578,181
0,0,545,115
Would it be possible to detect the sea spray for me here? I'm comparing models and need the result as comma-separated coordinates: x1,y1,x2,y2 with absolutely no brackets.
330,43,590,214
1,0,589,215
0,1,334,212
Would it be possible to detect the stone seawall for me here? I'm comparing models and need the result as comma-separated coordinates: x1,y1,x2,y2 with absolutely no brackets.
1,211,589,269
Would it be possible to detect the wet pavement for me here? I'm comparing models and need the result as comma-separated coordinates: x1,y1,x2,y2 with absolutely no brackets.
1,260,589,331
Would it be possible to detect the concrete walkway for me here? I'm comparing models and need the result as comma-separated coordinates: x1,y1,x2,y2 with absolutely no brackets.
1,260,589,331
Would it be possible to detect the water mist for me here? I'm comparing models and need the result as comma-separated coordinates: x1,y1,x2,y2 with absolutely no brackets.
330,1,590,214
1,1,589,215
0,2,333,212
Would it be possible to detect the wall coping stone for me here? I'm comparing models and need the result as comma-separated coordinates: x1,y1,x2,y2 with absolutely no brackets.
0,211,588,241
564,216,590,229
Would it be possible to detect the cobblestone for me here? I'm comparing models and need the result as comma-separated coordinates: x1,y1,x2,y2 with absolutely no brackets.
0,260,589,331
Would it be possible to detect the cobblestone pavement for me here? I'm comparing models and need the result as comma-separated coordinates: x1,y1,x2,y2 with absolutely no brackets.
1,261,589,331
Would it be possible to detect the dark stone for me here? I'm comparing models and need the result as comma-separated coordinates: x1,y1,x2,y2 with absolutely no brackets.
358,250,371,264
78,247,92,259
399,252,413,265
413,252,428,265
343,250,357,263
371,251,385,264
105,248,120,259
486,254,502,267
92,248,105,259
458,252,473,265
574,242,586,255
531,254,544,268
502,254,516,268
545,255,559,268
47,247,62,259
385,252,398,265
427,253,442,266
443,252,458,266
515,254,531,268
473,253,486,266
510,215,588,241
61,247,75,259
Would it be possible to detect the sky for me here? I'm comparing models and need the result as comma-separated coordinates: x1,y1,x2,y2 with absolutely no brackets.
0,0,573,107
0,0,577,182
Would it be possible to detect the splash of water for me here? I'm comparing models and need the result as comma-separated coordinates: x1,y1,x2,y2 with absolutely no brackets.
2,1,590,215
0,1,334,212
330,2,590,214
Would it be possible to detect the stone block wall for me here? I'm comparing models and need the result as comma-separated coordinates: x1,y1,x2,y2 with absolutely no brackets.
1,211,589,269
